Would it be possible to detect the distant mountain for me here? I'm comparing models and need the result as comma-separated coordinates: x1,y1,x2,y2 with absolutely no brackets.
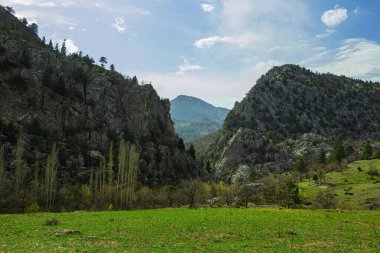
170,95,229,142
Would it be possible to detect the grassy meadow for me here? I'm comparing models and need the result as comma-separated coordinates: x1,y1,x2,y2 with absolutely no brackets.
0,208,379,252
299,160,380,209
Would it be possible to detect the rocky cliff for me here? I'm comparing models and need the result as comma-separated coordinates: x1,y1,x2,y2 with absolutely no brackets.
208,64,380,181
0,6,196,186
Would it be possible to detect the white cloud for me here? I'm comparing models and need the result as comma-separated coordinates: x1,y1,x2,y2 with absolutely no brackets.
303,38,380,81
60,39,79,54
316,29,336,39
201,3,215,12
194,33,263,49
243,60,280,79
113,17,126,33
321,6,348,27
173,59,203,75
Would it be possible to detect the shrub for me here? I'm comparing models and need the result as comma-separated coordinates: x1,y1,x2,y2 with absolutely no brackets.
368,165,379,176
8,75,28,90
25,203,40,213
44,218,60,226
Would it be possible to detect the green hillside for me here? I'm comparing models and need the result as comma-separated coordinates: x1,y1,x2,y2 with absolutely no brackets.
170,95,229,142
1,208,379,252
299,160,380,210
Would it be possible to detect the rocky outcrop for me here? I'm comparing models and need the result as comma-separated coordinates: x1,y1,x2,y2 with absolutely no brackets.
0,6,196,186
208,64,380,181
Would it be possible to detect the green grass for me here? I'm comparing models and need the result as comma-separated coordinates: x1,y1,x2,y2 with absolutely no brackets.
299,160,380,209
0,208,379,252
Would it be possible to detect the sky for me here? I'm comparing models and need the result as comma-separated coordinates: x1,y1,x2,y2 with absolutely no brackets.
2,0,380,108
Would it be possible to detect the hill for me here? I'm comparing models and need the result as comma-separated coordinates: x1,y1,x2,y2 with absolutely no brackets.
299,159,380,210
170,95,229,141
205,65,380,182
0,6,196,212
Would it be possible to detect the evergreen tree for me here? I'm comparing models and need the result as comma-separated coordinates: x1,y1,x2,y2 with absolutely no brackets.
61,39,67,55
293,156,307,173
187,144,196,160
99,57,107,68
329,140,345,163
361,141,373,160
41,36,46,44
28,23,38,34
318,148,326,165
178,138,185,151
54,43,59,52
110,64,115,71
48,39,53,49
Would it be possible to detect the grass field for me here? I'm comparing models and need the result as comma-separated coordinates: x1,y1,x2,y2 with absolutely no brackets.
0,208,379,252
299,160,380,209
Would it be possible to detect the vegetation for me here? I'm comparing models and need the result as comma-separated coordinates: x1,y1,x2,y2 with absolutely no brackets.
0,208,378,252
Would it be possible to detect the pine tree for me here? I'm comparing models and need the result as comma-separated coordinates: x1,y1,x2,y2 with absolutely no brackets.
99,57,107,68
48,39,53,49
362,141,373,160
329,140,345,163
41,36,46,44
110,64,115,71
61,39,67,55
293,156,307,173
55,43,59,52
187,144,196,160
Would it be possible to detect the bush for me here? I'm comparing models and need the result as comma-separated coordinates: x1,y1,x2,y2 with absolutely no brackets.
44,218,60,226
8,75,28,90
368,165,379,176
25,203,40,213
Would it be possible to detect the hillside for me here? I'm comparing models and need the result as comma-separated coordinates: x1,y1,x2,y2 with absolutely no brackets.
170,95,229,141
299,159,380,210
205,65,380,182
0,6,197,212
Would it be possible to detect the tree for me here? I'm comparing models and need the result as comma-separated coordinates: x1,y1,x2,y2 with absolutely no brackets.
55,43,59,52
315,190,337,209
293,157,307,173
187,144,196,160
0,145,5,198
48,39,53,49
5,6,15,14
44,143,59,209
181,180,204,209
375,151,380,159
61,39,67,55
318,148,326,165
312,174,319,184
277,180,300,208
178,138,185,151
28,23,38,35
15,134,25,192
41,36,46,45
329,140,345,163
99,57,107,68
110,64,115,71
361,141,373,160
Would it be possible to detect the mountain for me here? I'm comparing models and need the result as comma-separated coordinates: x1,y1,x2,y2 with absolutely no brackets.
205,64,380,182
170,95,229,141
0,6,196,188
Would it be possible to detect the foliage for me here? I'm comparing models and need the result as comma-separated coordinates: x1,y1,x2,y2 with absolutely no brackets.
25,203,40,213
277,180,300,208
329,140,345,163
293,156,307,173
187,144,196,160
361,141,373,160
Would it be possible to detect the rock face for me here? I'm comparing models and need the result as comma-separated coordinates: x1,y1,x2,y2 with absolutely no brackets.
170,95,229,142
0,6,196,185
208,64,380,181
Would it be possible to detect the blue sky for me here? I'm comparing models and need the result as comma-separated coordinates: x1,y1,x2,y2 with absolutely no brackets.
3,0,380,108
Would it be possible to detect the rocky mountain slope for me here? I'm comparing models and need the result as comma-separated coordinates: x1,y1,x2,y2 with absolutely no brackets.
0,6,196,186
207,64,380,182
170,95,229,141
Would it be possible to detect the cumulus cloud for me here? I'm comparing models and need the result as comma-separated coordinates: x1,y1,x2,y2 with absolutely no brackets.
201,3,215,12
303,38,380,81
173,59,203,75
321,6,348,27
113,17,126,33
